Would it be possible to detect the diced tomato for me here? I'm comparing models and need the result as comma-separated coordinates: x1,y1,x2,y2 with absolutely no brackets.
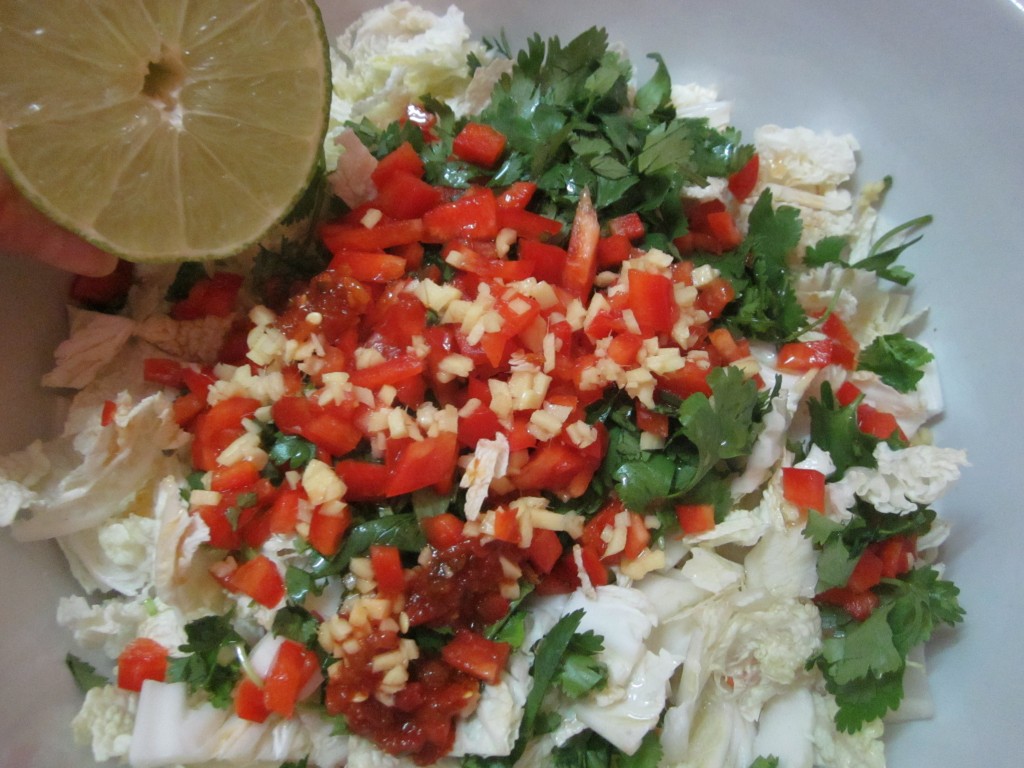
371,141,425,188
836,380,863,406
421,513,466,550
489,506,521,544
263,639,319,719
658,360,713,398
440,630,510,685
385,432,459,497
606,332,643,366
457,399,502,448
675,503,716,535
117,637,169,692
370,544,406,596
234,677,271,723
820,313,859,357
308,504,352,557
727,153,760,202
271,396,363,458
220,554,285,608
781,467,826,514
627,270,676,336
581,500,649,563
452,122,507,168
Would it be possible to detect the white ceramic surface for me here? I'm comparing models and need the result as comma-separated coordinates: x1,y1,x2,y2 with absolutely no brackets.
1,1,1022,766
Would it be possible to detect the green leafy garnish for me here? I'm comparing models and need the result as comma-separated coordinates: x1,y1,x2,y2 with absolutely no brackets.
65,653,108,694
166,614,245,708
551,729,663,767
748,758,781,768
807,382,884,480
858,334,934,393
555,629,608,698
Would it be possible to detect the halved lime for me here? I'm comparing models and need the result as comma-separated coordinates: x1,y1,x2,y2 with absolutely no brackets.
0,0,331,262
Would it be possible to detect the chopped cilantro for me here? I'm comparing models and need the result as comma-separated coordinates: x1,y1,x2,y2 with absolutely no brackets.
166,614,245,708
65,653,108,694
555,629,608,699
711,189,808,342
748,758,781,768
272,605,320,647
807,382,884,480
265,432,317,472
552,729,662,767
858,333,934,393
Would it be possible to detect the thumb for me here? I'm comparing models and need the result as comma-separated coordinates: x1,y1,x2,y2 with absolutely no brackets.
0,170,118,277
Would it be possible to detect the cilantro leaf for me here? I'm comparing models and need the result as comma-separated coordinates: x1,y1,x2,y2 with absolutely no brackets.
807,383,881,480
803,235,849,267
851,214,932,286
65,653,108,694
748,758,781,768
882,566,965,655
266,433,317,472
272,605,320,647
713,189,807,342
555,630,608,699
857,334,934,393
551,729,662,768
166,614,245,708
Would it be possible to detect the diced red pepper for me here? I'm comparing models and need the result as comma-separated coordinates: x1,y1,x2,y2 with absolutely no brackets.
370,544,406,596
816,587,879,622
452,122,508,168
143,357,185,389
596,234,632,268
307,504,352,557
423,187,499,242
117,637,169,692
608,212,645,241
727,153,760,202
234,677,271,723
385,432,459,497
100,399,117,427
372,171,443,220
782,467,826,514
561,190,599,299
627,270,676,336
348,354,425,391
335,460,390,501
321,218,426,252
421,513,466,551
329,250,407,283
371,142,425,188
171,272,243,320
496,181,537,209
441,629,510,685
517,239,568,285
496,207,563,240
526,528,563,575
847,549,885,593
263,639,319,719
675,503,716,535
69,258,135,307
220,554,285,608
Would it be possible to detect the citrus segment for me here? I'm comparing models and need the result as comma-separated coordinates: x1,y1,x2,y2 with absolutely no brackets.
0,0,330,262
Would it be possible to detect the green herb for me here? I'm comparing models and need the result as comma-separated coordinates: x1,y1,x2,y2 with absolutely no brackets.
554,629,608,699
747,757,780,768
712,189,807,342
551,729,663,767
810,564,963,732
272,605,320,647
266,433,318,472
165,262,209,303
65,653,107,693
279,758,309,768
166,614,245,708
596,366,762,515
807,382,884,480
852,214,932,286
858,334,934,393
504,609,607,762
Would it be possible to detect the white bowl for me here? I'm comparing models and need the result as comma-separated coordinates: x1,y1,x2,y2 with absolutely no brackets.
2,1,1022,766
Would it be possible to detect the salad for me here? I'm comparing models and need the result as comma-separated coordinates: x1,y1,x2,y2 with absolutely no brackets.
0,3,966,767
